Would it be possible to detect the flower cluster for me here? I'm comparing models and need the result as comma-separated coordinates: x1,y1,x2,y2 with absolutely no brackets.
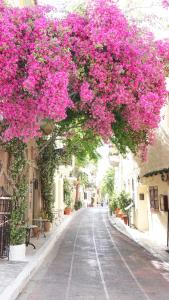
0,5,73,140
162,0,169,8
64,0,166,144
0,0,167,152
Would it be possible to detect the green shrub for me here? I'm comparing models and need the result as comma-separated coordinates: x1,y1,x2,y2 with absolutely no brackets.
109,193,118,214
117,191,132,213
74,201,82,210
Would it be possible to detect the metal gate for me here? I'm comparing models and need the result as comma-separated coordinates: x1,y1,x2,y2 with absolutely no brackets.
0,188,11,259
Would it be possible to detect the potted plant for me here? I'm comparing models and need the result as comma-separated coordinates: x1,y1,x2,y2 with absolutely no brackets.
109,197,118,215
117,191,132,213
32,226,40,238
9,205,26,261
44,220,51,232
4,139,28,261
63,178,72,215
74,200,82,211
40,210,52,232
64,199,72,215
37,210,52,236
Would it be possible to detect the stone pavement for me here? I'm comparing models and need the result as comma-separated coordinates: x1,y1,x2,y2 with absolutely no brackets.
108,213,169,263
0,213,76,300
17,208,169,300
2,209,169,300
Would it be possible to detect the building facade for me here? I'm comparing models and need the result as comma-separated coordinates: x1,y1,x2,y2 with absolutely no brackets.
114,101,169,246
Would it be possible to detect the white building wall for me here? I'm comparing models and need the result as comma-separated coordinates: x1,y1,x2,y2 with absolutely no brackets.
143,175,169,246
135,185,149,231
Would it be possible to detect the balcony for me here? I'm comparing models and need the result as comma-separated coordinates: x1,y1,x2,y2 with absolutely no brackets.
109,153,120,167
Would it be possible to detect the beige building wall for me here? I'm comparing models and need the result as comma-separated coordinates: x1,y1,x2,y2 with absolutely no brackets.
114,149,169,246
19,0,35,6
135,185,149,232
58,178,64,210
0,141,41,224
53,165,74,212
142,175,169,246
53,171,64,211
53,172,59,210
0,149,9,189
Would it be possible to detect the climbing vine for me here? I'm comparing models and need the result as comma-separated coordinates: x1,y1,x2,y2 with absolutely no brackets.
63,178,72,208
3,139,27,245
37,138,67,222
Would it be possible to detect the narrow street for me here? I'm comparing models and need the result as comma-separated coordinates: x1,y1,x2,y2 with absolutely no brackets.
17,208,169,300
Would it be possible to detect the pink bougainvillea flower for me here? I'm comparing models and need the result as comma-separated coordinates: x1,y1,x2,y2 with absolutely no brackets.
162,0,169,8
0,0,167,153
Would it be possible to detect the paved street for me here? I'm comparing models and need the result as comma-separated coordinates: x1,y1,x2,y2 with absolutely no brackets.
18,208,169,300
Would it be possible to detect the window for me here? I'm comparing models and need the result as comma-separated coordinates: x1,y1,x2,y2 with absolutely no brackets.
149,186,159,210
159,195,168,212
139,193,144,200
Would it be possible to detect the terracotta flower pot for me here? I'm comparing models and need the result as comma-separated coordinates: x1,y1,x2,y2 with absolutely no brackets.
123,215,128,225
64,207,71,215
32,227,40,238
44,221,51,232
117,209,123,218
115,208,120,216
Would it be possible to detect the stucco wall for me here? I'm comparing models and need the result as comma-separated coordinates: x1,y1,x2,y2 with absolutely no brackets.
135,185,149,231
144,175,169,246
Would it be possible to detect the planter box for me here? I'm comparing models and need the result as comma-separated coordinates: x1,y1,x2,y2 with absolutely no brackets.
9,244,26,261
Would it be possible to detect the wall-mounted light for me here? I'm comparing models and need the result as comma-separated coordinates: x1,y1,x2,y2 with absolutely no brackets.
137,176,140,182
161,173,169,182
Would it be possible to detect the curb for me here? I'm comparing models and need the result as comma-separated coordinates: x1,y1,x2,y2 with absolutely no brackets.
108,213,133,240
1,210,82,300
108,213,169,263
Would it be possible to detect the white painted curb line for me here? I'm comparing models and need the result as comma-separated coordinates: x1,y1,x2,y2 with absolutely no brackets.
1,210,83,300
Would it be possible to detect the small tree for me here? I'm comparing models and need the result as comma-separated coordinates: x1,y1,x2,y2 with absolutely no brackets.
117,191,132,213
101,168,115,201
109,193,118,215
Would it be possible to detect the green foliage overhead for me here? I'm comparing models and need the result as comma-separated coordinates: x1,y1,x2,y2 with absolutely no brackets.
79,172,89,187
64,128,102,166
111,109,148,155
